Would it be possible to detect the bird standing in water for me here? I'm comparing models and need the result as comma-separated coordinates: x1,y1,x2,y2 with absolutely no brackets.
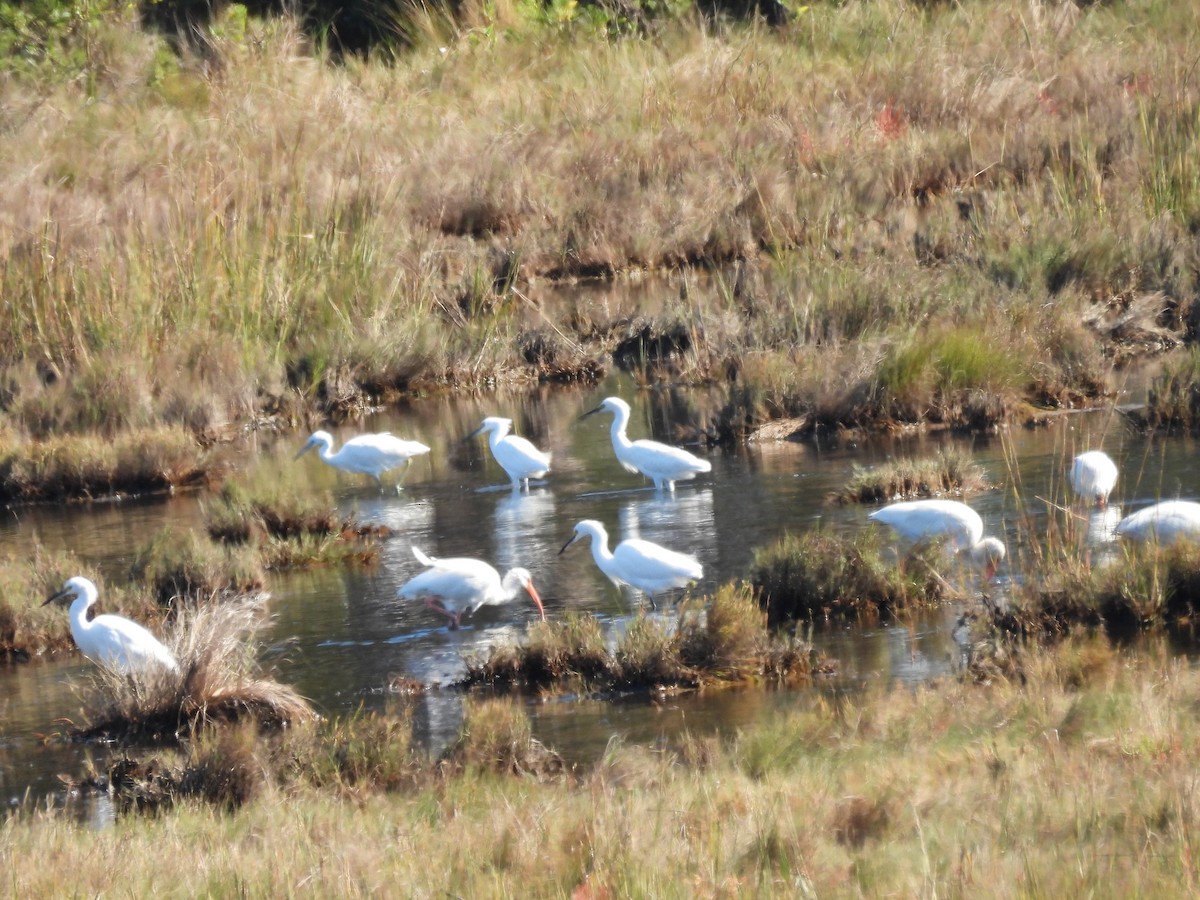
43,576,180,675
296,430,430,490
398,546,545,629
468,416,551,491
580,397,710,492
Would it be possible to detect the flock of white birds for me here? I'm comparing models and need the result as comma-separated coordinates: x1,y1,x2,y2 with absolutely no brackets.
40,397,1200,675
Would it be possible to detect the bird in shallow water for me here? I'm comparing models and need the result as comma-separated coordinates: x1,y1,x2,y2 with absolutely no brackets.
868,499,1006,580
1069,450,1119,508
580,396,710,492
43,576,180,675
295,430,430,490
397,546,545,630
1114,500,1200,546
559,519,703,606
468,416,551,491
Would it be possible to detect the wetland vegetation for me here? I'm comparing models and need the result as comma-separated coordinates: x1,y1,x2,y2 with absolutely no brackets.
11,638,1200,895
3,0,1200,499
6,0,1200,893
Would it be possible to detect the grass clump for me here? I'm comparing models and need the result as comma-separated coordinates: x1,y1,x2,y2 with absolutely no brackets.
748,530,944,627
131,529,265,605
462,586,831,693
0,425,211,503
444,698,564,780
997,543,1200,641
75,593,314,744
0,549,87,659
206,480,389,568
828,449,989,505
1140,347,1200,432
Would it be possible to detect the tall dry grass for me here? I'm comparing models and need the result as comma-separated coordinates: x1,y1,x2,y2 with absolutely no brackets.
0,0,1197,477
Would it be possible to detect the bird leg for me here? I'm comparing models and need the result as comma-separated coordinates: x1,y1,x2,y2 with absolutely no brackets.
424,598,461,629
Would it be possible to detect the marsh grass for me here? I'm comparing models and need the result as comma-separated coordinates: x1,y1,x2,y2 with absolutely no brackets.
462,586,829,693
75,593,313,744
0,549,85,659
205,480,388,568
827,449,989,505
996,542,1200,641
1141,347,1200,432
748,530,944,627
0,425,212,502
14,638,1200,895
131,529,265,605
2,1,1195,449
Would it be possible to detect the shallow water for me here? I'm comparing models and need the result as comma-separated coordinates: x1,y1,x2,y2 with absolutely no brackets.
1,373,1195,810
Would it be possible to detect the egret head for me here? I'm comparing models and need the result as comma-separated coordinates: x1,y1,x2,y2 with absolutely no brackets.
559,519,605,555
43,575,96,608
469,417,513,440
504,567,545,620
295,430,333,460
972,537,1007,580
580,396,630,421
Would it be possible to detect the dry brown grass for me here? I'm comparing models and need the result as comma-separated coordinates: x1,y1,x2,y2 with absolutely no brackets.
0,0,1195,460
9,638,1200,896
74,593,313,743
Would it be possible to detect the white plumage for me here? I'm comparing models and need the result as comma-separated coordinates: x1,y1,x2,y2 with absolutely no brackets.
397,546,545,629
44,577,180,675
296,430,430,488
1114,500,1200,546
581,396,711,492
868,499,1006,578
1069,451,1119,507
469,416,551,490
560,519,703,600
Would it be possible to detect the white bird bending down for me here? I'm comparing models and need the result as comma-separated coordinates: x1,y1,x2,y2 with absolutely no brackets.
398,546,545,629
468,417,551,490
580,396,711,492
1114,500,1200,546
559,519,703,604
296,430,430,489
869,499,1006,579
43,577,180,675
1070,451,1119,507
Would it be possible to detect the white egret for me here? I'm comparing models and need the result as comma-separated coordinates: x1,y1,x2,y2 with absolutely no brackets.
398,546,545,629
1114,500,1200,546
468,416,551,490
559,519,703,603
43,577,180,675
296,430,430,489
869,499,1006,579
1069,451,1119,507
580,396,711,492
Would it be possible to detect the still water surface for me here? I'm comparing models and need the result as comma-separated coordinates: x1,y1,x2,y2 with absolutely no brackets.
1,376,1195,808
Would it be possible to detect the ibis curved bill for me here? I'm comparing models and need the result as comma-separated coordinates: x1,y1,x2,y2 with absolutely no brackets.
468,416,551,490
559,519,703,602
1069,451,1119,508
296,430,430,489
397,546,545,629
1114,500,1200,546
868,499,1006,579
580,397,710,492
43,576,180,675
